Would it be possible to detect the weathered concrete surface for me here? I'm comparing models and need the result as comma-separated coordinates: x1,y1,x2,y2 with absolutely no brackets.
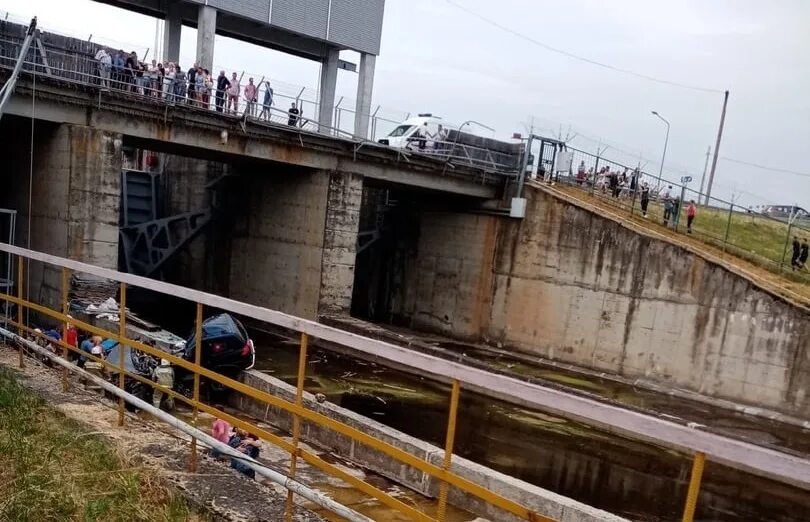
235,370,629,522
229,170,330,319
319,172,363,315
160,154,232,293
392,184,810,417
1,121,120,308
228,169,363,319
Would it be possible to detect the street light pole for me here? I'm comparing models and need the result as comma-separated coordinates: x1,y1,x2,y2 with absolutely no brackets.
651,111,670,191
705,90,730,206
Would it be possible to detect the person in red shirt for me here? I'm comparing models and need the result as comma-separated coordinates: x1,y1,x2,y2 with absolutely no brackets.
686,200,697,234
65,315,78,348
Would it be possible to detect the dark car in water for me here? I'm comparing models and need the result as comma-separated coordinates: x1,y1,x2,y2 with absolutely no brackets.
179,313,255,377
106,313,254,403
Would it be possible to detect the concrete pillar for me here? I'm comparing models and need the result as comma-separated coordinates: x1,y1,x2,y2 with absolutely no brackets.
354,53,377,139
162,1,181,63
318,47,339,130
14,124,121,310
319,172,363,315
195,5,216,71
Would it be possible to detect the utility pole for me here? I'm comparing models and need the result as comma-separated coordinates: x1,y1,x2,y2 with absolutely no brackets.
704,90,729,206
698,146,711,201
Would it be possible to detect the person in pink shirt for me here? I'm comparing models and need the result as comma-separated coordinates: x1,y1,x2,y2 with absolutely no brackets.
244,77,258,118
210,417,232,458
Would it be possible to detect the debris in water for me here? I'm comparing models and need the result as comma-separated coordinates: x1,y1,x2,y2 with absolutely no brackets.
375,396,387,405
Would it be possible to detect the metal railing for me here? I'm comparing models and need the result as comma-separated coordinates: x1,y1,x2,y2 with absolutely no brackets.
1,243,810,522
534,142,810,289
0,243,559,522
0,22,520,177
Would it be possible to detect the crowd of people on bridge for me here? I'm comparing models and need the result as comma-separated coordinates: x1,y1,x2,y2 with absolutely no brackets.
93,48,304,127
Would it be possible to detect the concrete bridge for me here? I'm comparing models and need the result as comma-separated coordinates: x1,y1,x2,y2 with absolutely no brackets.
0,20,518,327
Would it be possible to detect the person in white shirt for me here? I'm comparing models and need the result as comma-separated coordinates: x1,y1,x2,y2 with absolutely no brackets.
94,48,112,90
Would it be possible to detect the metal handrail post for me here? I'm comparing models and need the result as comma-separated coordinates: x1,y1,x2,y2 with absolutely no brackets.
779,213,796,272
117,282,127,426
437,379,461,521
61,267,70,391
682,452,706,522
285,332,309,521
16,254,24,368
723,204,734,253
516,134,533,198
189,302,203,471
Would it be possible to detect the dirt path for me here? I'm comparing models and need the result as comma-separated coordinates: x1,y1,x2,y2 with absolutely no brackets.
0,346,325,522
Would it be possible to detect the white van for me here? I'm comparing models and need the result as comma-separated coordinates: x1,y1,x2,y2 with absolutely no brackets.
378,114,454,149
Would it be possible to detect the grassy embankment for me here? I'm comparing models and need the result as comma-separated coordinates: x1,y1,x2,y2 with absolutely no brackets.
0,367,195,521
578,184,810,287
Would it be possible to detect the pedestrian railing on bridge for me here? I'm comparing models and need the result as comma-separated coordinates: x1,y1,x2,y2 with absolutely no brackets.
1,243,809,522
0,18,520,177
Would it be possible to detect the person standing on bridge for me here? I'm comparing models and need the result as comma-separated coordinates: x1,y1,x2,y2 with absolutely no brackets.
94,48,112,90
227,72,241,114
800,238,809,271
259,81,274,120
244,78,258,118
288,102,301,127
187,63,198,102
215,70,230,113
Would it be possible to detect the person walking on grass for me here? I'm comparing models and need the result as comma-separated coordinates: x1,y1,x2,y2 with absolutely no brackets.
792,236,801,270
800,238,809,271
686,200,697,234
640,182,650,218
662,186,674,226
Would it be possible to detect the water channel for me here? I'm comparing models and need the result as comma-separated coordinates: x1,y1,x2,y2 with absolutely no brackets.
128,294,809,521
248,328,810,522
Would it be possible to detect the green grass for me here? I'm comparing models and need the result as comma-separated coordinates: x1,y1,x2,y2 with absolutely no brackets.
577,185,810,287
0,367,195,522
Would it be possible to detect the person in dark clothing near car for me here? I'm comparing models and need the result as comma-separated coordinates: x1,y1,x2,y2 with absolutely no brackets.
230,430,261,479
215,70,230,112
791,236,802,270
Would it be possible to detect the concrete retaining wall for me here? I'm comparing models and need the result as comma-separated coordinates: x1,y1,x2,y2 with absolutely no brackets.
391,184,810,417
234,370,628,522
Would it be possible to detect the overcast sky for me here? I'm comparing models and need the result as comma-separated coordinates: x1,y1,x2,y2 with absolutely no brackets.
4,0,809,208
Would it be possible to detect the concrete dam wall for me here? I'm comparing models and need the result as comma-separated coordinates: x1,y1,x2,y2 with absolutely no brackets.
391,184,810,417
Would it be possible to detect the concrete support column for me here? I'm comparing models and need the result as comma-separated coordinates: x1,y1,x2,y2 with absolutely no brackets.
195,5,217,71
162,1,182,63
319,171,363,315
318,47,339,131
354,53,377,139
19,124,121,310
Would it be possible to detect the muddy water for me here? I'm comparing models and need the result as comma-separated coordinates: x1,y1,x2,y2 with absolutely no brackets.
250,329,810,522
